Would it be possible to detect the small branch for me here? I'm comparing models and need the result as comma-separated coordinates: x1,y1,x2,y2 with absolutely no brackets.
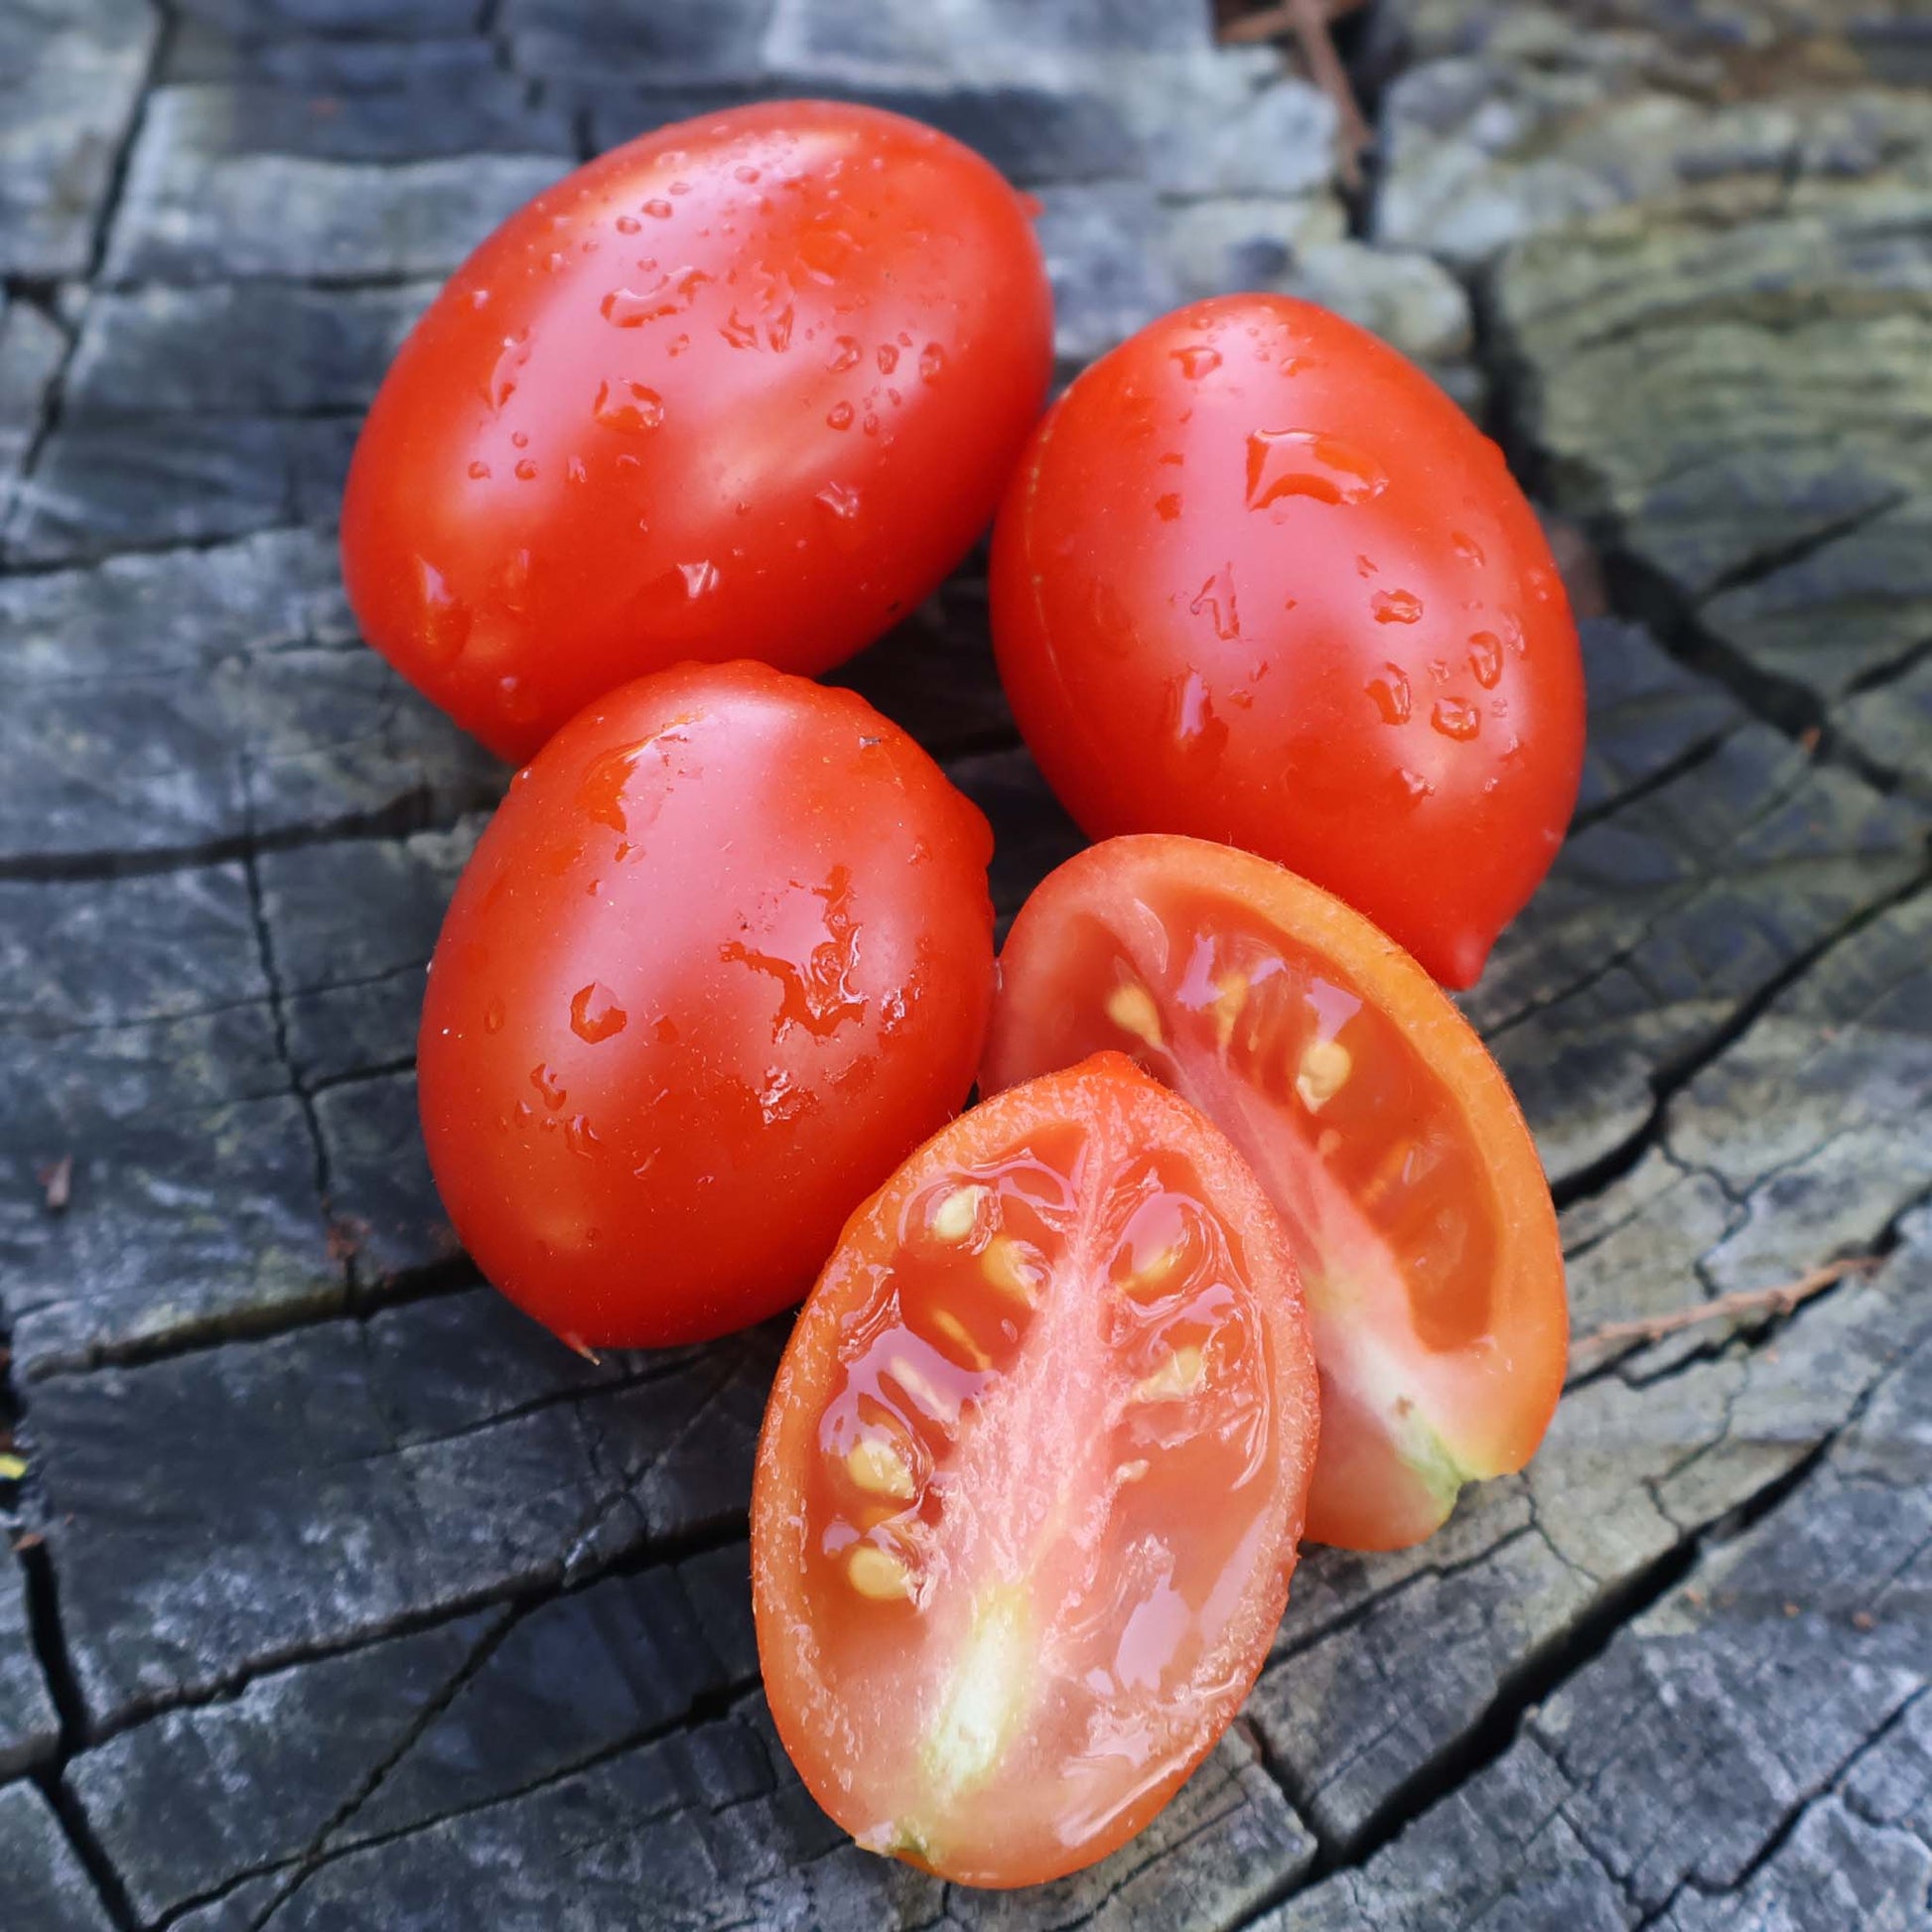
1574,1257,1882,1352
1218,0,1373,192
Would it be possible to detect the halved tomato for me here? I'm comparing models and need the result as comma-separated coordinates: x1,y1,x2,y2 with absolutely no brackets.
752,1052,1318,1887
983,838,1566,1552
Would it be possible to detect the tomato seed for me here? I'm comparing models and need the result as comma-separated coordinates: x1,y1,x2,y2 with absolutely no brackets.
1105,981,1164,1049
847,1545,912,1600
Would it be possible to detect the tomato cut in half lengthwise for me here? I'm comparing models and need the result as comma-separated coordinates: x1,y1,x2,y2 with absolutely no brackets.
983,838,1567,1553
752,1053,1319,1888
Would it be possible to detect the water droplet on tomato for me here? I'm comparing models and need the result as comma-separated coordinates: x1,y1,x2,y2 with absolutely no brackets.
594,378,665,432
919,343,945,381
468,460,490,480
564,1114,603,1157
483,998,505,1034
1371,588,1424,624
680,559,721,599
415,559,472,666
877,343,898,373
484,331,530,411
1245,430,1388,510
1396,767,1435,802
1166,671,1229,770
1451,530,1485,566
828,336,863,372
498,548,531,613
1188,565,1240,640
1432,696,1481,741
1155,492,1181,521
615,212,641,233
1366,665,1412,725
570,982,628,1043
643,199,672,218
720,309,759,349
601,267,709,328
735,162,761,183
497,675,538,724
827,401,855,430
1468,630,1504,688
1172,345,1221,379
816,482,862,520
514,459,537,481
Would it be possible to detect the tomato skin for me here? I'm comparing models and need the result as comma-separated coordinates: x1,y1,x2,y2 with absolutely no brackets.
989,294,1585,988
983,836,1568,1552
753,1052,1318,1887
418,662,995,1348
343,101,1052,763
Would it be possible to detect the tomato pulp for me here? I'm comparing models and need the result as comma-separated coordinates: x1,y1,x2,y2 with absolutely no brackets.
345,101,1053,762
990,294,1585,988
984,838,1567,1551
753,1054,1318,1885
418,662,995,1348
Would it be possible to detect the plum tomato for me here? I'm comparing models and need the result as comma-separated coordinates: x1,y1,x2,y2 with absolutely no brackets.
417,662,995,1349
983,837,1567,1552
343,101,1053,763
752,1051,1319,1887
989,294,1586,988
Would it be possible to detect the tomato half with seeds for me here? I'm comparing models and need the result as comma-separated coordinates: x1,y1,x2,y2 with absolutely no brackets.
418,661,995,1349
344,100,1052,763
989,293,1585,988
752,1052,1318,1887
983,837,1566,1552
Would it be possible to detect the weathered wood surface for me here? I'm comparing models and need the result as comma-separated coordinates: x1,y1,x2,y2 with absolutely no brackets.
2,1,1929,1926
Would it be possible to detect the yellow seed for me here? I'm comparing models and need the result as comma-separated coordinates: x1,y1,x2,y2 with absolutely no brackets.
930,1183,985,1244
889,1353,961,1427
1208,972,1248,1051
982,1235,1040,1308
846,1434,915,1500
1135,1344,1204,1403
1296,1037,1352,1112
1105,980,1165,1049
1121,1243,1179,1297
848,1544,912,1600
1117,1458,1150,1484
929,1308,992,1372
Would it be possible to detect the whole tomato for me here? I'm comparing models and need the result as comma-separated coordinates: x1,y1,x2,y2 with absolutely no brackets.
344,101,1052,763
990,295,1585,987
417,662,996,1349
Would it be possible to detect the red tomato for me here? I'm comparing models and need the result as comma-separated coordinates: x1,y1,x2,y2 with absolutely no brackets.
989,294,1585,988
752,1052,1319,1887
343,101,1052,763
418,662,995,1348
983,837,1566,1552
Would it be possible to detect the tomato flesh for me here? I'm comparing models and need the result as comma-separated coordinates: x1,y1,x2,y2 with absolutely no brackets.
344,100,1052,763
418,662,995,1348
983,838,1567,1552
989,293,1586,987
753,1054,1318,1886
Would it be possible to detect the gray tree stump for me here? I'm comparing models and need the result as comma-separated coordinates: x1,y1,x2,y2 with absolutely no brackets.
3,2,1928,1927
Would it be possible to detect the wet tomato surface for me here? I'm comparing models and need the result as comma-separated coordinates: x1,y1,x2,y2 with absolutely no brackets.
344,100,1052,762
984,837,1567,1552
418,662,996,1348
990,294,1586,988
753,1052,1319,1886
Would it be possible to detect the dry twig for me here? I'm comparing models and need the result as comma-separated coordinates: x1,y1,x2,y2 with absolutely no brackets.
1219,0,1373,190
1573,1257,1882,1353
